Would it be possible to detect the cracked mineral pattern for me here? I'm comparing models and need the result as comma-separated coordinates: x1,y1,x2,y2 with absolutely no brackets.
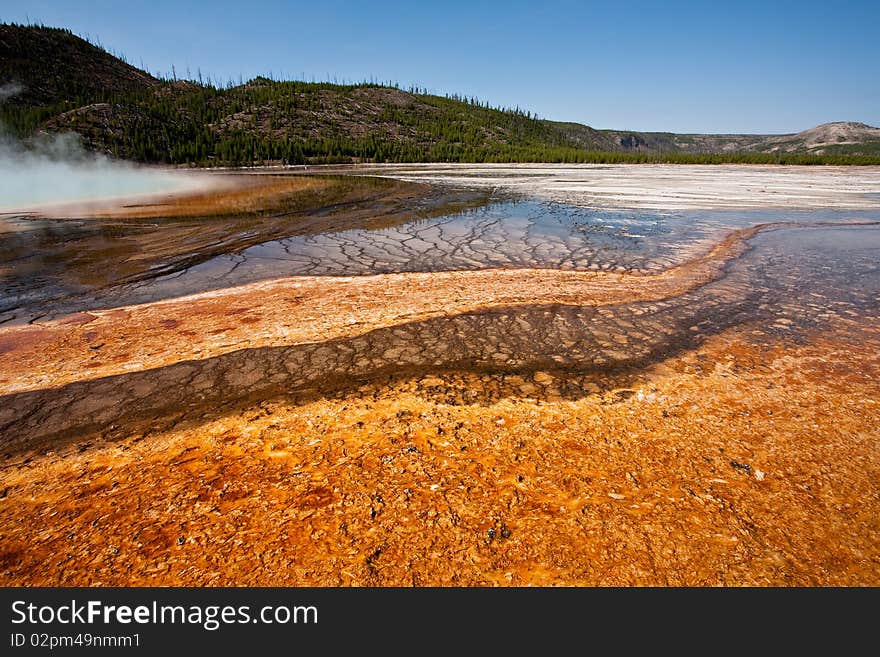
1,168,879,586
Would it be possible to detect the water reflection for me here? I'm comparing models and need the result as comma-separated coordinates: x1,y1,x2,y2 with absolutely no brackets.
2,180,879,324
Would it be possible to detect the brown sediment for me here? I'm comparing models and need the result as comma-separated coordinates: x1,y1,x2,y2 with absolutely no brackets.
0,156,880,586
0,221,760,394
1,188,878,587
95,175,328,219
1,319,877,586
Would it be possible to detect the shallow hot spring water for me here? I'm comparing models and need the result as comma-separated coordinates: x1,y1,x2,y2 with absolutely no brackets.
2,183,879,319
0,174,879,387
1,173,879,447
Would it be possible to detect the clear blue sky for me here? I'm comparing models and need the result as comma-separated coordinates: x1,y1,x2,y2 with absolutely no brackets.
3,0,878,133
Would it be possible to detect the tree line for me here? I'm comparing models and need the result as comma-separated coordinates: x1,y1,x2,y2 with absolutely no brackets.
3,65,879,166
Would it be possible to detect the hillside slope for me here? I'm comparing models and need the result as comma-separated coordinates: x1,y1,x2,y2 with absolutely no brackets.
0,24,157,107
2,24,879,165
757,122,880,156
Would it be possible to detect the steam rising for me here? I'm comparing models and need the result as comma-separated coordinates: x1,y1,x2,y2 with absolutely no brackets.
0,82,23,101
0,82,208,214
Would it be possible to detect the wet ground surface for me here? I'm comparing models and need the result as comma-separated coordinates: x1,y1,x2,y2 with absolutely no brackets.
1,222,878,452
1,168,879,586
3,175,879,322
0,175,487,324
119,205,880,299
316,163,880,210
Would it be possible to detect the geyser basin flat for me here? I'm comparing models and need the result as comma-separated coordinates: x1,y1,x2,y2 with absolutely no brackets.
3,169,880,322
324,162,880,210
1,164,879,587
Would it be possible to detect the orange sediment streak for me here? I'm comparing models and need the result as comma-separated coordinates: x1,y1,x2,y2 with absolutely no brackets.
0,222,760,394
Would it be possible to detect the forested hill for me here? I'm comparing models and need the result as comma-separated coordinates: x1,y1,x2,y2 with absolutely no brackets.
3,24,880,165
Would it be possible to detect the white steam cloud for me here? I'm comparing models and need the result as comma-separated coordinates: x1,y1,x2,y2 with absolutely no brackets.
0,82,210,214
0,81,23,101
0,131,206,213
